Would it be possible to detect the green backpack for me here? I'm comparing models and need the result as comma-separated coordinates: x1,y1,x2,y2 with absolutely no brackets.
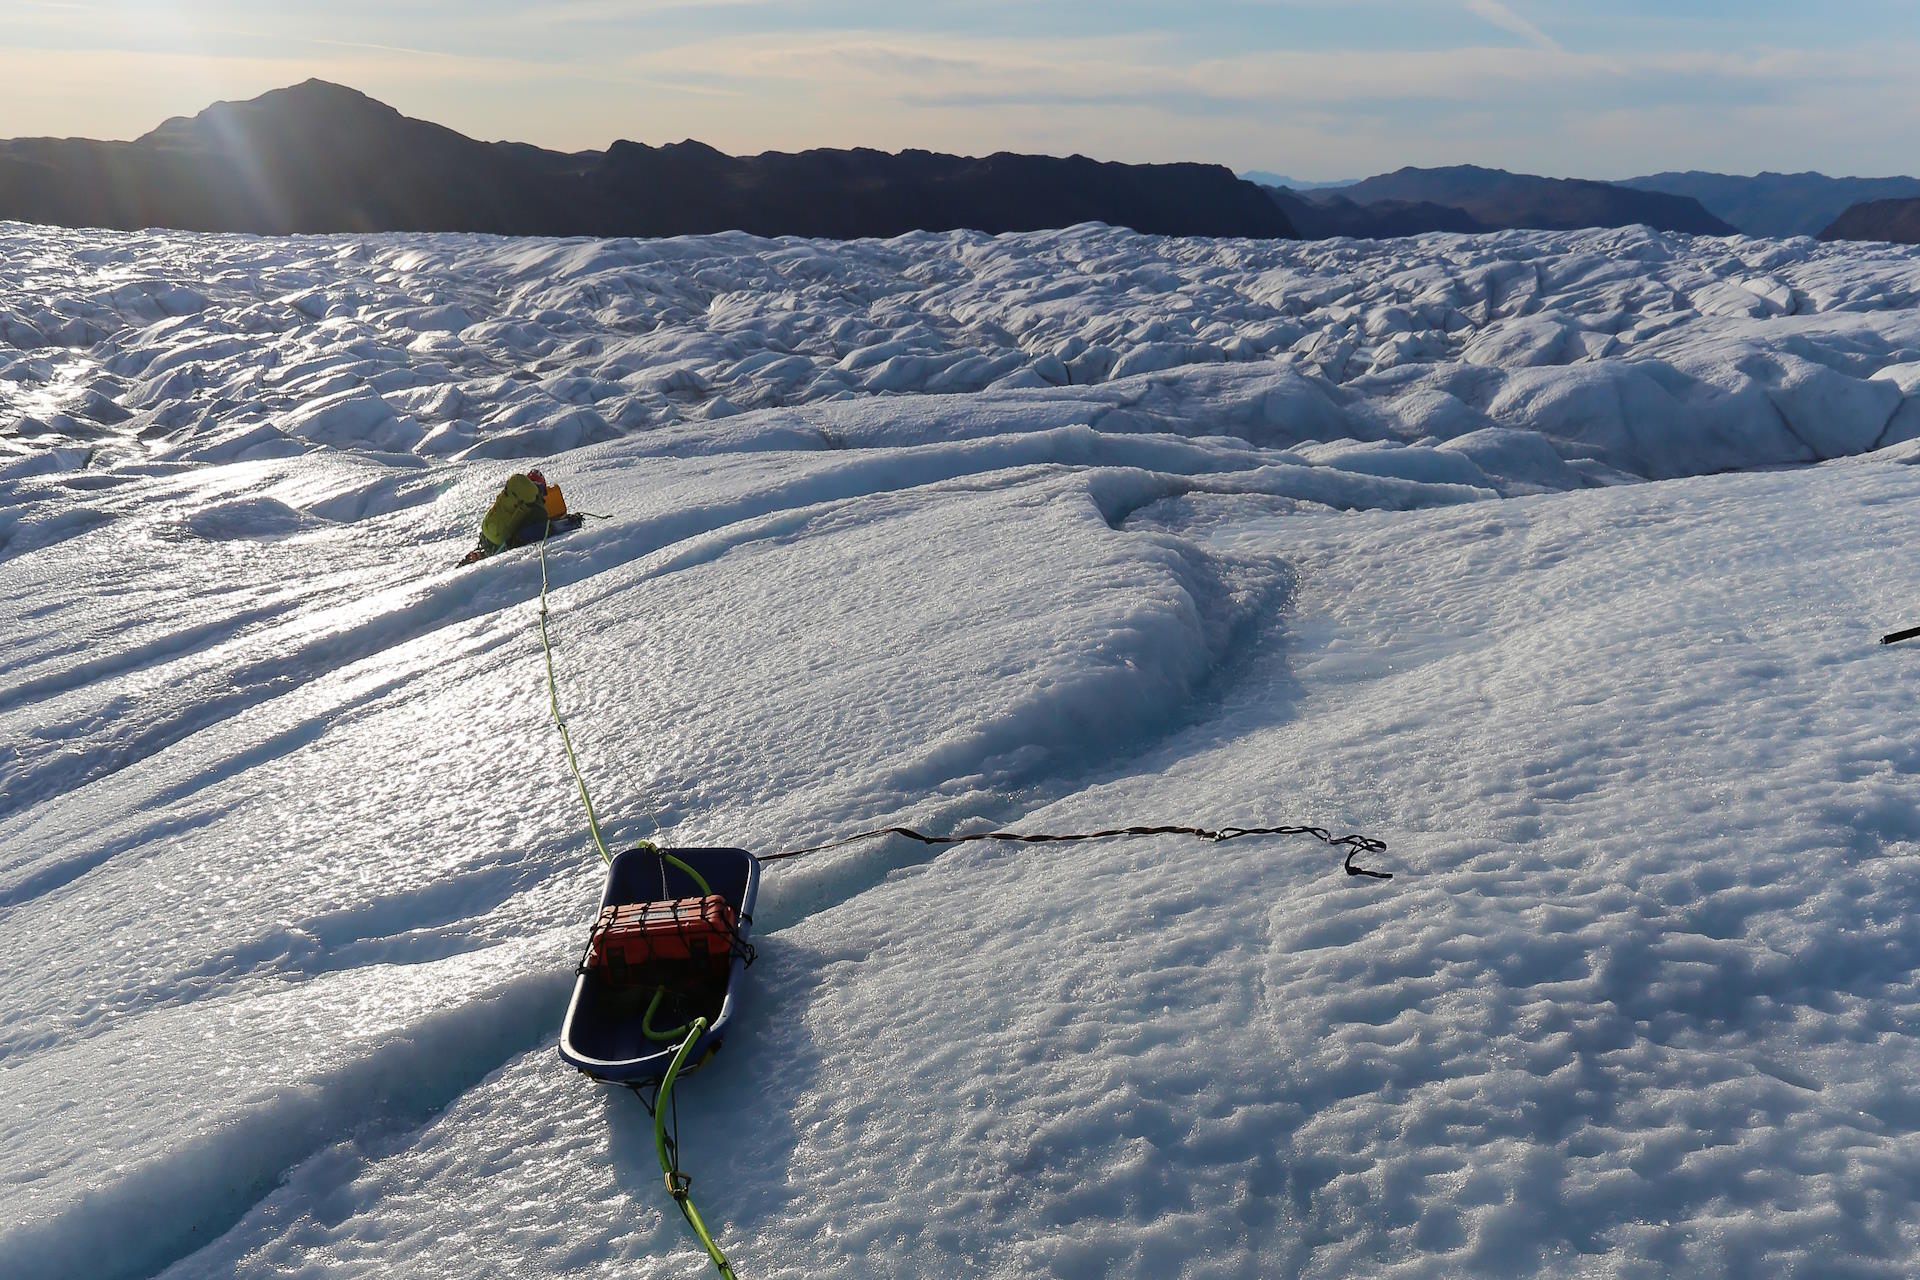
479,474,544,549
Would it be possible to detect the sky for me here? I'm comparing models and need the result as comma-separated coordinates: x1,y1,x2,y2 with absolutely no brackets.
6,0,1920,179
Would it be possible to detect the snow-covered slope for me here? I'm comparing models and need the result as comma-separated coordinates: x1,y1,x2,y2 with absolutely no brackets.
6,222,1920,1279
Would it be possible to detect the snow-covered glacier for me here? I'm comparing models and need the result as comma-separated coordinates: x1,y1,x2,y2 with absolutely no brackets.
6,221,1920,1279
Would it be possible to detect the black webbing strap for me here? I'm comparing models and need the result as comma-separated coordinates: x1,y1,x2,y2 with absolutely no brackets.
759,822,1393,879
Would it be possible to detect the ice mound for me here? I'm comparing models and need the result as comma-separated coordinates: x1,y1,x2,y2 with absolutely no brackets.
5,223,1920,491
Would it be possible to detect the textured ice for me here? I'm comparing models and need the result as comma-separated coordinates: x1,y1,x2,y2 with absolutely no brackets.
5,221,1920,1278
6,222,1920,482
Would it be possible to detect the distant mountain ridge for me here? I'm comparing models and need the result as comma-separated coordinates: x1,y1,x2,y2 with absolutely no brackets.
12,84,1912,246
0,80,1296,241
1239,170,1353,191
1333,166,1735,235
1258,166,1920,241
1255,164,1734,240
1622,170,1920,239
1262,186,1485,239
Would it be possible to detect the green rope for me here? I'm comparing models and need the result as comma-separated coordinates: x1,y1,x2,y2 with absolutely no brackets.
643,986,694,1043
655,1017,739,1278
539,512,735,1274
662,853,714,899
538,522,721,901
538,518,618,866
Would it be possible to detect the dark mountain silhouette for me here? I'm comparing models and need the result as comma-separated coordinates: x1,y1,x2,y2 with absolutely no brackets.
1819,198,1920,245
0,80,1296,240
1261,185,1485,239
1324,165,1735,235
1623,171,1920,239
580,137,1294,239
0,82,585,234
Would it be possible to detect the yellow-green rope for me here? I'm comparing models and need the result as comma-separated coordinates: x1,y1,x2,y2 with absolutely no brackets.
538,521,717,898
655,1017,739,1278
538,518,737,1276
538,518,618,867
643,986,694,1043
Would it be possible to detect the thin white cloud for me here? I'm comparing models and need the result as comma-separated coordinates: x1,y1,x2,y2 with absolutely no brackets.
599,26,1920,175
1464,0,1561,52
620,24,1920,115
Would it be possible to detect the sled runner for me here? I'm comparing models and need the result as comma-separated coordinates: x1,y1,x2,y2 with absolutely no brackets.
560,845,759,1085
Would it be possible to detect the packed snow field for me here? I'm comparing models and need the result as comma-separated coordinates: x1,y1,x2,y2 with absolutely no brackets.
6,220,1920,1279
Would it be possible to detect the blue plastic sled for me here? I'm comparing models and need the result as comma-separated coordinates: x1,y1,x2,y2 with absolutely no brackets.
559,846,759,1086
507,511,583,548
459,512,586,566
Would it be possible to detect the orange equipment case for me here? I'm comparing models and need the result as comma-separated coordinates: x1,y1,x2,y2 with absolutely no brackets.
584,895,738,979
